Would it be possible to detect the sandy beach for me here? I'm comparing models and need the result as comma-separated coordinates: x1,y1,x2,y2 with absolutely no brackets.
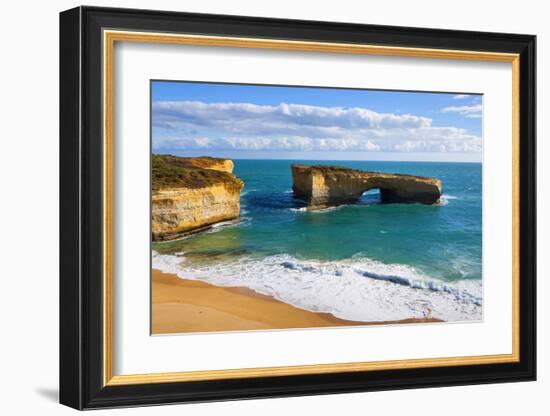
152,269,441,334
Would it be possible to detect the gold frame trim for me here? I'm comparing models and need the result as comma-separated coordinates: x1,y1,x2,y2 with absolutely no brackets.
103,30,520,387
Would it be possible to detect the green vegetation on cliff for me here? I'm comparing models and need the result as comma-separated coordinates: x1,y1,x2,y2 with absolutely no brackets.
152,155,242,191
292,164,434,180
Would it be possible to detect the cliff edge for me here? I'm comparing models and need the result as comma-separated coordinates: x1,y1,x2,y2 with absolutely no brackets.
291,164,441,210
152,155,244,241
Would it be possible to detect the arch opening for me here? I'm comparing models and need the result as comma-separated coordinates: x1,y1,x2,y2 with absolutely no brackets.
359,188,382,205
359,187,400,205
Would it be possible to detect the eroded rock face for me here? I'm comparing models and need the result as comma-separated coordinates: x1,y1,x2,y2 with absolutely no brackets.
291,164,442,210
152,155,244,241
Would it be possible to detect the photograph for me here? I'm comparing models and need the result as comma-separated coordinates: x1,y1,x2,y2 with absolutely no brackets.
150,81,483,334
55,4,537,410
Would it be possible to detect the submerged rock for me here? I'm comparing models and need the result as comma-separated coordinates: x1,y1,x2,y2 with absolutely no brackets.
152,155,244,241
291,164,442,210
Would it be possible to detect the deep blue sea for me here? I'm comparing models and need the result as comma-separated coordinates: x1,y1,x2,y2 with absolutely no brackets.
153,160,483,322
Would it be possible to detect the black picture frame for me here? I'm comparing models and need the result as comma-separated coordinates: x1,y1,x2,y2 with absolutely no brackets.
60,5,536,410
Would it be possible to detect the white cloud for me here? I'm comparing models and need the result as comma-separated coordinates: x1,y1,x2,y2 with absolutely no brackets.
453,94,470,100
153,101,432,130
441,103,482,117
153,101,481,154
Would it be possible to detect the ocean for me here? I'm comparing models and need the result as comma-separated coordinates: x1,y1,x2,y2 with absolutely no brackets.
152,159,483,323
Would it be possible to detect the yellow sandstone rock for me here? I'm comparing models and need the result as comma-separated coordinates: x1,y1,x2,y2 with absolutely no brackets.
152,155,244,241
291,164,442,210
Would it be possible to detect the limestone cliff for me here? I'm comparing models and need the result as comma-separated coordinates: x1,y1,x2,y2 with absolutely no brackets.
291,164,442,210
153,155,234,174
152,155,244,241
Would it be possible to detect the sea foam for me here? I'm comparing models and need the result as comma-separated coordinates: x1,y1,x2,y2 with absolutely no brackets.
152,252,482,323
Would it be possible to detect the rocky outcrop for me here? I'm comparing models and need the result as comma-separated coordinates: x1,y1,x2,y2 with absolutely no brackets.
154,155,234,173
152,155,244,241
291,164,442,210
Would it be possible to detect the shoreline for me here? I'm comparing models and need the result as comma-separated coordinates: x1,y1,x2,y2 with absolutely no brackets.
152,218,243,244
152,269,442,335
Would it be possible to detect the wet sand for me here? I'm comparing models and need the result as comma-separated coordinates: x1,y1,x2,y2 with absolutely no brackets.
152,269,441,334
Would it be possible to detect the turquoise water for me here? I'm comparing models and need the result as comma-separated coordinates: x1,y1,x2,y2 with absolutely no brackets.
153,160,482,322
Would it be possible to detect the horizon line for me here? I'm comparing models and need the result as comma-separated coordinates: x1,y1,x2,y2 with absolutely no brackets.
152,152,481,164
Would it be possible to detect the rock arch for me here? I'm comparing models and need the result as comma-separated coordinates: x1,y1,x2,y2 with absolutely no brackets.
291,164,442,210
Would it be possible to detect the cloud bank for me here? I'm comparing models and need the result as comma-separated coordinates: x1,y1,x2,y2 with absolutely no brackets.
153,101,481,154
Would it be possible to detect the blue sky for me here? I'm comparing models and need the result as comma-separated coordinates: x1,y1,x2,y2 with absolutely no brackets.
152,81,482,162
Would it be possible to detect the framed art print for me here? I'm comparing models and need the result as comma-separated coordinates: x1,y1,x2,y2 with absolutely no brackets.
60,6,536,410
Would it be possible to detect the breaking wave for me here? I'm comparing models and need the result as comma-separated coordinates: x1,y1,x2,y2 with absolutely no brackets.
153,252,482,323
